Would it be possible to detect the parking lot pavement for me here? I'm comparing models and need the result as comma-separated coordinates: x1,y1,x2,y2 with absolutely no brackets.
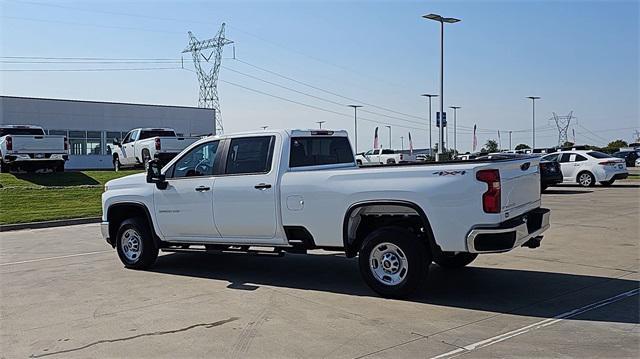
1,183,638,358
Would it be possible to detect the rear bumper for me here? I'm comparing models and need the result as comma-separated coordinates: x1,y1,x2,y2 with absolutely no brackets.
611,173,628,180
541,172,563,185
3,153,67,162
466,208,550,253
154,152,178,164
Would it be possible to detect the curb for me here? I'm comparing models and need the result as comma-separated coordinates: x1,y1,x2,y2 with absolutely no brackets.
0,217,101,232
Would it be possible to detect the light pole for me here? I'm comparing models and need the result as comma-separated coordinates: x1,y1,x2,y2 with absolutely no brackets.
421,94,438,157
449,106,461,154
509,131,512,150
527,96,540,149
423,13,460,161
348,105,362,153
316,121,326,129
400,136,405,151
385,125,392,149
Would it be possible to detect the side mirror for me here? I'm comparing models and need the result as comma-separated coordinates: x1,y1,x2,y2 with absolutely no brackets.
146,159,168,190
112,138,121,146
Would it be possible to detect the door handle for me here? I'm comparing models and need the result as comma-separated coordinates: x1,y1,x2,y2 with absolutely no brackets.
254,183,272,190
195,186,211,192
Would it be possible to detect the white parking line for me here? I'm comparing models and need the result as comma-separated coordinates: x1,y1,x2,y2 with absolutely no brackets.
430,288,640,359
0,250,112,266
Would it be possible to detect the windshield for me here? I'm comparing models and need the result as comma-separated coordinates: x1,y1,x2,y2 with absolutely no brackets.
0,127,45,136
139,130,176,139
587,151,612,159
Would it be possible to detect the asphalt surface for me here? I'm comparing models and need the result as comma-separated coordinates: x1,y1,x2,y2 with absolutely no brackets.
1,182,638,358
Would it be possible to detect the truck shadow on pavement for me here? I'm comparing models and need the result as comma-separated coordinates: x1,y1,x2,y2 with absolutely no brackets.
13,172,99,187
542,189,593,195
151,251,639,324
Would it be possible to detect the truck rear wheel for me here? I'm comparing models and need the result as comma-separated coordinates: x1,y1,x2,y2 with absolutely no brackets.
116,218,158,269
433,252,478,269
113,156,121,171
358,227,430,298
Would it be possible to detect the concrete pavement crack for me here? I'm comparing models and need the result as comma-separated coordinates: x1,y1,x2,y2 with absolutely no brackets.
29,317,239,358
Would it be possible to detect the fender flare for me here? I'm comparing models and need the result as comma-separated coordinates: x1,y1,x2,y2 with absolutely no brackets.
106,202,162,248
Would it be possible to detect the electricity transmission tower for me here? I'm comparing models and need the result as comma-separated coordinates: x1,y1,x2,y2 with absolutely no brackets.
182,23,233,135
550,111,575,147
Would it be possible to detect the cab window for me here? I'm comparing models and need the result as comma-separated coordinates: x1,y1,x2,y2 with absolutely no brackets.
170,141,219,178
290,136,353,167
122,131,132,144
225,136,274,174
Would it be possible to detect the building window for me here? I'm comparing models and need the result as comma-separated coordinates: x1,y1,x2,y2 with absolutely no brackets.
87,131,102,155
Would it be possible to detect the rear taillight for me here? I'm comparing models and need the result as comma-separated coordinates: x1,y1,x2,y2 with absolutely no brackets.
476,169,501,213
155,137,161,150
64,136,69,151
6,136,12,151
599,161,618,166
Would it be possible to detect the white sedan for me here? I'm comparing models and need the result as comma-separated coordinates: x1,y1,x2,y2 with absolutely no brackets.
541,150,628,187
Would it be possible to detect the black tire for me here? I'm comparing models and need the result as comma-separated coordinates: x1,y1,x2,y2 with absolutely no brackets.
577,171,595,187
358,227,430,298
54,161,65,172
541,184,548,192
142,150,151,170
115,217,158,269
600,180,614,186
356,160,362,166
433,252,478,269
0,160,8,173
113,155,121,172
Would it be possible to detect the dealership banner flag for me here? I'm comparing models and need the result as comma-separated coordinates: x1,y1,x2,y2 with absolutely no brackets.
373,127,379,149
408,132,413,155
472,124,477,152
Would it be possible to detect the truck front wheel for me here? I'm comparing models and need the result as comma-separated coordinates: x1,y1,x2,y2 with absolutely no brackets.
116,218,158,270
433,252,478,269
358,227,430,298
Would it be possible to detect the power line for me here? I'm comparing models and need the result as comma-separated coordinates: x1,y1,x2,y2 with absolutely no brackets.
0,67,182,72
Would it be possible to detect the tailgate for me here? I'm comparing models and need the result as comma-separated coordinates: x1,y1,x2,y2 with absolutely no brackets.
158,137,198,152
11,135,65,153
498,157,541,220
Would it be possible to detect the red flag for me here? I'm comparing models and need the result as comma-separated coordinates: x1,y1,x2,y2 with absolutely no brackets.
472,124,477,152
373,127,379,149
408,132,413,155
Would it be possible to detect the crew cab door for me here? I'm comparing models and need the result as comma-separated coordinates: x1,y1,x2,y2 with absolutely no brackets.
120,130,139,165
213,135,278,240
153,140,221,239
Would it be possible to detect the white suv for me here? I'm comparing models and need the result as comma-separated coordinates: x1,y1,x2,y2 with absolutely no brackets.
541,150,628,187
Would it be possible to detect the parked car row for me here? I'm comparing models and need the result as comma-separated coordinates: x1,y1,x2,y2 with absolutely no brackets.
540,150,628,187
0,125,68,173
355,148,417,165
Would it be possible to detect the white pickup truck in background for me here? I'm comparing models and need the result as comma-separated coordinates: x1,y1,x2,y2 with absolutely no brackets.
108,128,199,171
101,129,550,298
0,125,68,173
355,148,417,165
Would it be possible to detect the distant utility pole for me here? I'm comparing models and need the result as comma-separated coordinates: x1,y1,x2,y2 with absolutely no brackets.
348,105,363,153
421,94,438,154
261,126,269,130
385,125,392,149
551,111,575,147
316,121,326,129
183,23,233,135
423,13,460,161
509,131,513,150
449,106,461,154
400,136,405,151
527,96,541,149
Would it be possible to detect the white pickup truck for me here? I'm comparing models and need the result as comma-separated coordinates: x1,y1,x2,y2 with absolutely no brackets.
101,129,550,297
108,128,199,171
356,148,417,166
0,125,68,173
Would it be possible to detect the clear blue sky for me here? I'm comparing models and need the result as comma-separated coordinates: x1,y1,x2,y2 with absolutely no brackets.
1,0,638,152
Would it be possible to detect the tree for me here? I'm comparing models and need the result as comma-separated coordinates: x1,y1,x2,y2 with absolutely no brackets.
482,139,498,153
515,143,530,150
606,140,628,150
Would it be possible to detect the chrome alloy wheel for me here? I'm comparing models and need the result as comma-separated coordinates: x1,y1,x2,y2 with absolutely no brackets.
121,228,143,262
369,242,409,286
579,173,592,186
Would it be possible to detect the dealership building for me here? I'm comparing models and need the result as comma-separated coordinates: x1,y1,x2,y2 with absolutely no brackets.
0,96,215,169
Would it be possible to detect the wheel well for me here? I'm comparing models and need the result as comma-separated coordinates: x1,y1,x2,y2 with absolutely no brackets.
106,203,158,248
342,202,438,258
112,153,119,161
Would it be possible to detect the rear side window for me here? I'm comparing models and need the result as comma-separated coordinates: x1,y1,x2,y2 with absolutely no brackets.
139,130,176,139
587,151,611,159
225,136,274,174
290,137,354,167
0,127,45,136
574,154,587,162
558,153,572,163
